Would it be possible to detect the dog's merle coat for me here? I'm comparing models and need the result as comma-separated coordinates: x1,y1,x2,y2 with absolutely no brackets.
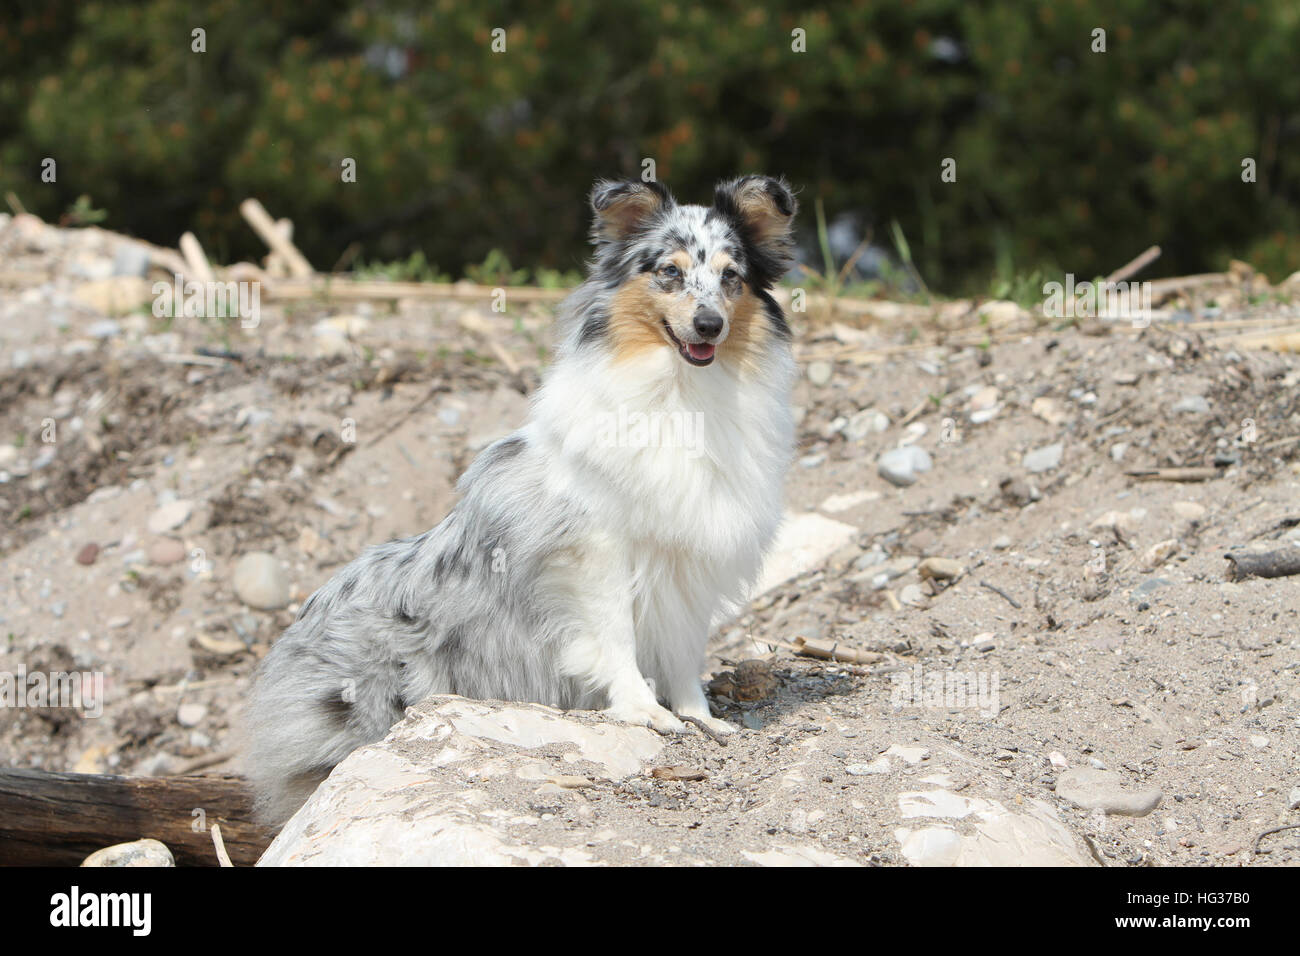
245,176,798,824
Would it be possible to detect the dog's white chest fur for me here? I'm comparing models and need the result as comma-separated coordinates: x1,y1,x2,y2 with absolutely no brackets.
532,346,794,682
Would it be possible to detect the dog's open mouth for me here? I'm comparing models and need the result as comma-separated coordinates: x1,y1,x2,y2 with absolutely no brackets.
662,321,716,367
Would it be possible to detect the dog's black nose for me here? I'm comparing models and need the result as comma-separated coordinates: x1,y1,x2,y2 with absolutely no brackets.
693,309,724,340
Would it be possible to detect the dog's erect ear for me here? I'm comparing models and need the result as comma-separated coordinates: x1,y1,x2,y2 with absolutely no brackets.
713,175,798,282
589,179,672,244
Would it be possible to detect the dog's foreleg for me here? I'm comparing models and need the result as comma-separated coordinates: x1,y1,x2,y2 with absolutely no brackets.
665,657,738,736
559,537,686,735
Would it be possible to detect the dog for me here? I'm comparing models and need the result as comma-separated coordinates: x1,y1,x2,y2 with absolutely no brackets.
244,175,799,824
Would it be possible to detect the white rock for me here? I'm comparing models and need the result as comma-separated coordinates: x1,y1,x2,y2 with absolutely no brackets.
895,791,1092,866
176,703,207,727
844,408,889,440
232,552,290,610
82,838,174,867
147,499,193,534
1056,767,1162,816
878,445,933,487
1023,443,1063,473
806,361,833,387
260,697,666,866
755,512,858,595
819,489,881,514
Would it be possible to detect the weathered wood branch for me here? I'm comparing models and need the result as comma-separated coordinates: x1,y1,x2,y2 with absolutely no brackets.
0,769,274,867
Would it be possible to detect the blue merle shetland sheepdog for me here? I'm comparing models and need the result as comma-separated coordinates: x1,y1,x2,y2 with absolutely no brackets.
245,176,799,823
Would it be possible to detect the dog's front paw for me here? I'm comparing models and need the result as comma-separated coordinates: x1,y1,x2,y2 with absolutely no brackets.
604,702,687,735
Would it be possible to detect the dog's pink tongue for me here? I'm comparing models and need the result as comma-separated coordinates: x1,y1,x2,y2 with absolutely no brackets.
688,343,716,362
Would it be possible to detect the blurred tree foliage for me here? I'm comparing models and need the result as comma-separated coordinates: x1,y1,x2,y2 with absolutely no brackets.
1,0,1297,291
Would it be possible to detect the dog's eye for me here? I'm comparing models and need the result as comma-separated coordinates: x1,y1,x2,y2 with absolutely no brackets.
660,264,681,279
722,267,739,282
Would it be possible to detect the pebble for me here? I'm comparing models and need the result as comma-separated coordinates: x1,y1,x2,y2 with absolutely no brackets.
992,535,1012,550
148,538,186,566
820,490,880,514
75,543,100,565
1055,767,1162,816
1288,787,1300,811
846,758,891,776
1023,442,1063,473
82,839,174,868
844,408,889,440
806,361,833,387
968,386,999,413
878,445,933,487
899,584,927,607
1172,501,1206,521
1141,539,1179,570
147,499,193,534
176,703,207,727
232,551,291,610
918,557,964,581
1030,397,1068,425
1172,395,1210,414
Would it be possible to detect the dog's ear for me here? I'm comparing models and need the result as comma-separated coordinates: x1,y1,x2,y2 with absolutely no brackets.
589,179,672,244
713,175,798,282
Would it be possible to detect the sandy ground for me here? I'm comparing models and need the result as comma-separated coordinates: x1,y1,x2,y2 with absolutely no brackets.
2,213,1298,865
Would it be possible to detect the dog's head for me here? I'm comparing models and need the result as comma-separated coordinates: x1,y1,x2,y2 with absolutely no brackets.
584,176,798,369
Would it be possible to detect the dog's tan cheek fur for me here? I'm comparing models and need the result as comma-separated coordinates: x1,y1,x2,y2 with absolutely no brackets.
718,285,770,375
608,274,699,363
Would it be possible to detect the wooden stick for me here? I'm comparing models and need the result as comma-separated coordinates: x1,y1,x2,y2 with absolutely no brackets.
179,232,215,284
979,580,1022,609
1104,245,1161,285
1224,549,1300,581
0,769,274,867
210,823,234,867
261,277,569,304
1125,466,1220,483
786,636,885,665
239,198,314,277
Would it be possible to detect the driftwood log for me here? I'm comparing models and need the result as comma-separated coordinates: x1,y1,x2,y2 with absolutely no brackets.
0,769,275,867
1224,549,1300,582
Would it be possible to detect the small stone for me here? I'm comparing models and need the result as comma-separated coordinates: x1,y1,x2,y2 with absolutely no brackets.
918,557,964,581
1287,787,1300,811
148,538,185,566
1023,442,1063,473
1056,767,1162,817
846,758,891,776
1141,539,1179,570
112,244,151,277
147,499,193,534
1172,395,1211,415
807,361,833,387
899,584,927,607
819,490,880,514
878,446,933,487
82,838,174,868
299,526,325,557
844,408,890,440
1172,501,1206,521
968,386,999,413
1049,752,1069,769
992,535,1012,550
177,703,208,727
1249,735,1269,749
232,552,291,610
1031,397,1068,425
75,543,100,565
